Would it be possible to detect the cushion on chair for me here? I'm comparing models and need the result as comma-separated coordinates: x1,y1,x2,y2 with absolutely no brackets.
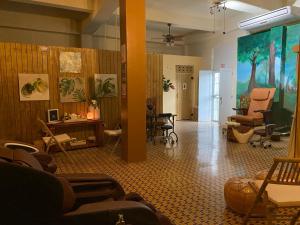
42,133,71,144
255,180,300,207
104,129,122,136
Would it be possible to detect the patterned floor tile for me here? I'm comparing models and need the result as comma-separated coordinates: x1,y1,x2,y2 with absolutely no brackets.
54,121,289,225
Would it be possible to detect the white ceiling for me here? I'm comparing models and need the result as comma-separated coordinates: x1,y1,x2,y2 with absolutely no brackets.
2,0,292,37
146,0,213,18
146,21,197,36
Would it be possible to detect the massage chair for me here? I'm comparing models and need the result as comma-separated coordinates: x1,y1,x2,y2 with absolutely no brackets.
0,147,173,225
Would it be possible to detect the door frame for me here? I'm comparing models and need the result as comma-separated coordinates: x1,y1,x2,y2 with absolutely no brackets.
176,73,193,120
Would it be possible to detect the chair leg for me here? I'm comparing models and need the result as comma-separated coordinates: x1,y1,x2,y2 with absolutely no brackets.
243,195,264,225
57,142,73,162
111,136,121,154
46,143,51,153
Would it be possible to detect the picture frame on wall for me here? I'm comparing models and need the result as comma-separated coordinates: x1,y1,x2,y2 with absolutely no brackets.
48,109,59,123
18,73,50,101
95,74,118,97
58,77,86,103
59,52,82,73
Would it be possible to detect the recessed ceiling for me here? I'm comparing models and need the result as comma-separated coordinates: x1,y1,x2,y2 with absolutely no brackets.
146,21,197,36
0,1,90,20
146,0,213,18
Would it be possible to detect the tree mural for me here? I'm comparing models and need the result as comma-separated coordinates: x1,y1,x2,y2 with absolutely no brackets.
238,31,270,94
283,23,300,112
268,40,275,86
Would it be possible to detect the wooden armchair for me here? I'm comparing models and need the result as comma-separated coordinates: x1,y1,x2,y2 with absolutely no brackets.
243,157,300,224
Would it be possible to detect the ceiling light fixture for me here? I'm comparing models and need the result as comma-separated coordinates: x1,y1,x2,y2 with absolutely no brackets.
210,0,227,35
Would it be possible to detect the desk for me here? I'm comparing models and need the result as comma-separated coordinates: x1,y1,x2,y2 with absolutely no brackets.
47,120,104,150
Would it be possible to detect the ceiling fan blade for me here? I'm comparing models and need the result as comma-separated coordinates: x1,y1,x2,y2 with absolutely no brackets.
173,37,183,41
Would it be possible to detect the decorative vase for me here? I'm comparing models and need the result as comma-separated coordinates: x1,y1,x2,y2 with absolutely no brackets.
94,106,100,120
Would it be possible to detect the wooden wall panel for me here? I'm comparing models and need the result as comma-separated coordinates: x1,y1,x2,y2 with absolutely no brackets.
147,54,163,113
0,42,163,143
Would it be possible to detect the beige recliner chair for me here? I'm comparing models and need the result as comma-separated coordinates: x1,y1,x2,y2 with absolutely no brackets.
231,88,276,126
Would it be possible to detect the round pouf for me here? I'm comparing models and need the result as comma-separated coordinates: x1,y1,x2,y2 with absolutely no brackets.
224,177,266,215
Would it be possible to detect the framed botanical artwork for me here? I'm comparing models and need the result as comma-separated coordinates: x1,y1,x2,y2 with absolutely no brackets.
59,52,82,73
95,74,118,97
59,77,86,103
18,73,49,101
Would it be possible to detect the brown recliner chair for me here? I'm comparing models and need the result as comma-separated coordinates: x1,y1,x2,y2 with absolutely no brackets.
0,147,125,204
0,139,58,173
0,147,173,225
231,88,276,126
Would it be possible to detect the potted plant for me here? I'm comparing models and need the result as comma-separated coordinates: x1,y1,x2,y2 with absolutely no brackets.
163,76,175,92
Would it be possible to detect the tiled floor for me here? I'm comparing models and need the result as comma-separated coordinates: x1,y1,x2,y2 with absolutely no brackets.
54,121,289,225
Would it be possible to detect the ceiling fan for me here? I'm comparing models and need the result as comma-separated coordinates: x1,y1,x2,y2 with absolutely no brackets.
153,23,183,46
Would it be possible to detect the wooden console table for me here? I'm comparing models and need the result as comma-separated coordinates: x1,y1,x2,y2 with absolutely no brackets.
47,119,104,150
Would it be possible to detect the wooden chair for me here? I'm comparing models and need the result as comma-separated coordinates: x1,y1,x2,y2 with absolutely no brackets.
104,124,122,153
243,157,300,225
37,118,71,157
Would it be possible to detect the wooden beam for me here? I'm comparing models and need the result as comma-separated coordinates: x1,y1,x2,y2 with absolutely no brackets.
119,0,147,162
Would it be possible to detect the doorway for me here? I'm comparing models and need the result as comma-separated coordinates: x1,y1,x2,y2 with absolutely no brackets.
218,68,235,125
212,72,220,122
198,69,233,124
198,70,212,122
176,72,193,120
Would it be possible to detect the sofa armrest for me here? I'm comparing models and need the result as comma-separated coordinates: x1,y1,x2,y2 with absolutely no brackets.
63,201,161,225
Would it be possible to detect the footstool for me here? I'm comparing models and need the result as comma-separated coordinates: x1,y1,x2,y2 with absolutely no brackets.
224,177,266,215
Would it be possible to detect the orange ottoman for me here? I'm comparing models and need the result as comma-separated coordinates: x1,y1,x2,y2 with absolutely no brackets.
224,177,266,215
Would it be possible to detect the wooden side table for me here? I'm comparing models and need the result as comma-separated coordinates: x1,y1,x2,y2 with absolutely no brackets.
47,120,104,150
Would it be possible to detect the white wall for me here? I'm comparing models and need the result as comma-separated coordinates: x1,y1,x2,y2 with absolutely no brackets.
0,9,81,46
0,9,185,55
184,13,251,109
163,54,201,115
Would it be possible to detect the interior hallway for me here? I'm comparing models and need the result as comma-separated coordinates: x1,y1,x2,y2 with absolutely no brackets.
54,121,288,225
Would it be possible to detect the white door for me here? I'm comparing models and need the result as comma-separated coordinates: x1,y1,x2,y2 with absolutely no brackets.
212,72,220,122
198,71,212,122
219,68,235,125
